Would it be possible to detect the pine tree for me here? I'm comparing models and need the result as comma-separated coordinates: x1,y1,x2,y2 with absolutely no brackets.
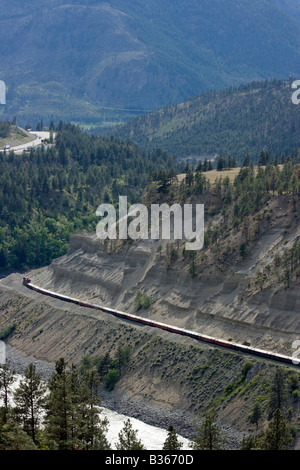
77,368,110,450
239,242,247,259
13,363,46,443
116,345,131,376
191,409,226,450
261,409,293,450
242,154,251,168
0,361,15,424
163,426,183,450
189,251,197,278
0,418,37,450
116,419,145,450
248,402,262,430
240,434,259,450
44,358,76,450
269,368,287,417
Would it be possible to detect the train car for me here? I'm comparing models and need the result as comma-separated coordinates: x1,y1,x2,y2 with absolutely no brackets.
78,301,93,308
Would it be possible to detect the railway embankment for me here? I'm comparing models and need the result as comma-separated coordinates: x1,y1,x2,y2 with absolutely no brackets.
1,272,300,449
25,229,300,358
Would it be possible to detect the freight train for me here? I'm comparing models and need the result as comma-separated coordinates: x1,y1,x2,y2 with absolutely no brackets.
22,277,299,367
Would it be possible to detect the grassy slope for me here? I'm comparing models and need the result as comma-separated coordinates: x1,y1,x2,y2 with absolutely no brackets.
0,126,35,148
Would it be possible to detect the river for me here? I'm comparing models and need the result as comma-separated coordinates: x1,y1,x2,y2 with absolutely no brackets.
0,341,191,450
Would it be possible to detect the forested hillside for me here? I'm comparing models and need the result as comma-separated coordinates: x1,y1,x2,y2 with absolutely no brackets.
0,123,173,271
112,79,300,162
0,0,299,127
1,116,300,285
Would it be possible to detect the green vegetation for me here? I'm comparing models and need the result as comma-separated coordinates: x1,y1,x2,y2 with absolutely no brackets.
0,121,11,139
0,117,298,284
1,2,300,126
1,307,300,449
80,345,131,391
116,419,145,450
134,291,155,310
190,409,226,450
0,122,174,271
0,358,172,451
113,79,300,162
148,152,300,283
0,322,17,340
0,359,111,450
163,426,183,450
0,121,33,148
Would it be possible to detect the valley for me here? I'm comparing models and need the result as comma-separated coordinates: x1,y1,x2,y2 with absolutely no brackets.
0,0,300,451
1,160,300,448
0,1,300,127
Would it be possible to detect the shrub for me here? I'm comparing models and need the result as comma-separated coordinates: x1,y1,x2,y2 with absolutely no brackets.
134,291,154,310
105,368,120,391
0,322,17,340
292,390,299,402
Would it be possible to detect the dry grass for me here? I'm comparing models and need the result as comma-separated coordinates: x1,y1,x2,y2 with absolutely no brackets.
177,164,284,185
0,126,35,148
177,167,241,184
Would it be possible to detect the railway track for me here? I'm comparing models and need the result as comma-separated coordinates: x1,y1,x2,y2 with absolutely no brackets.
22,277,299,368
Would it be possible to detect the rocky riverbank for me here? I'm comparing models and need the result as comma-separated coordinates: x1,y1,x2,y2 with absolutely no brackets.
4,342,243,448
4,342,197,439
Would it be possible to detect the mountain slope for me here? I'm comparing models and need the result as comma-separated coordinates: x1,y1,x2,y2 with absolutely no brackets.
12,155,300,359
0,0,299,127
112,79,300,161
272,0,300,18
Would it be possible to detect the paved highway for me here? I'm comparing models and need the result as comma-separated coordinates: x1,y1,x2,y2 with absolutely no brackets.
1,131,54,154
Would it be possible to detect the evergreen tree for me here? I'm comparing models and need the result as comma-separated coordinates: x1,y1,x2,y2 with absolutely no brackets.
105,369,120,391
0,361,15,424
116,345,131,376
240,434,259,450
44,358,76,450
269,368,287,417
0,418,37,450
239,242,247,259
185,169,194,187
216,156,225,171
162,426,183,450
242,154,251,168
157,171,171,194
77,368,110,450
191,409,226,450
116,419,145,450
189,251,197,278
248,402,262,430
13,363,46,444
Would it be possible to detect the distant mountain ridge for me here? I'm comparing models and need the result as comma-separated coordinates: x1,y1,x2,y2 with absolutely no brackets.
112,79,300,162
0,0,299,127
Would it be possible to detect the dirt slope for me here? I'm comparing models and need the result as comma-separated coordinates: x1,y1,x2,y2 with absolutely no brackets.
19,219,300,359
